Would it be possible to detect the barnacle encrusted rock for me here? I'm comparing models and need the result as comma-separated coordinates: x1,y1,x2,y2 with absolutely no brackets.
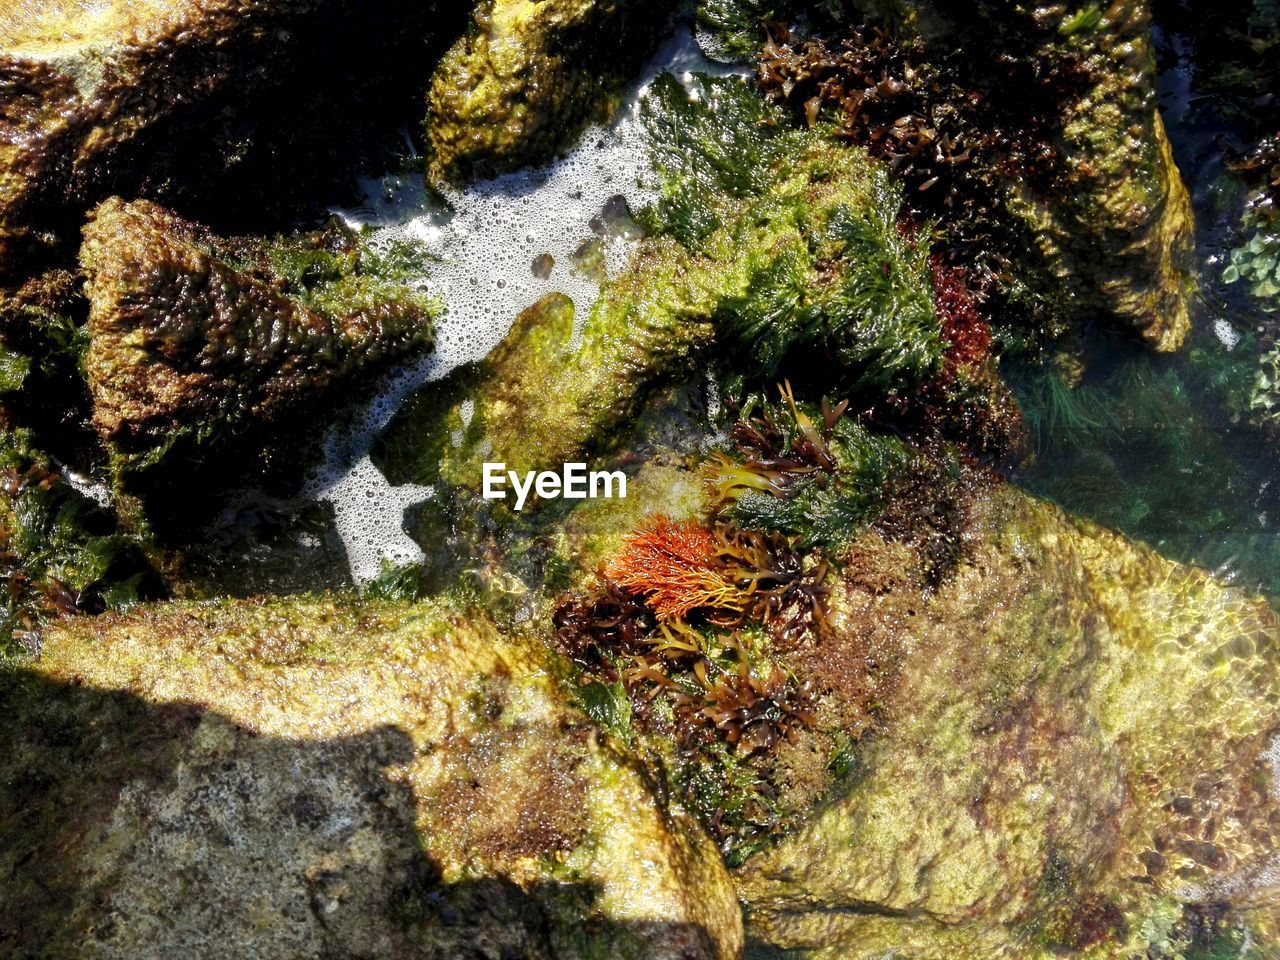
426,0,679,183
79,198,435,487
0,598,743,959
738,484,1280,958
0,0,451,272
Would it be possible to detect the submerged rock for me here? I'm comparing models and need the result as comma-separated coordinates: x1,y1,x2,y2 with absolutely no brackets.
0,597,743,959
80,198,435,498
737,483,1280,958
426,0,679,183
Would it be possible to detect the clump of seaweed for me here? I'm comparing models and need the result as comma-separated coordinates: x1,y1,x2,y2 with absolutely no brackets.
0,430,162,659
603,513,830,641
606,515,753,621
754,17,1088,330
704,383,910,549
681,659,816,756
552,578,656,678
551,385,943,861
930,257,992,374
637,70,945,398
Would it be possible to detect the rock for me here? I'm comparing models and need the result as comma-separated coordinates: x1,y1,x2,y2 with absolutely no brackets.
79,198,435,497
426,0,679,184
379,73,940,495
737,483,1280,958
948,0,1196,350
0,0,456,272
739,0,1195,349
0,597,743,959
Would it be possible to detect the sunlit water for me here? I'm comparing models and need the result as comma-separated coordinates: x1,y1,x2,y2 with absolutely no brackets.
1011,22,1280,605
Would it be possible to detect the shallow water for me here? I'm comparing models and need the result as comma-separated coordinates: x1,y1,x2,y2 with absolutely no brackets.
1010,19,1280,604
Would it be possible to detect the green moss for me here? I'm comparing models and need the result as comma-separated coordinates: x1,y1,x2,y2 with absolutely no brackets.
0,348,31,394
727,413,911,549
638,72,803,246
0,429,160,659
695,0,866,62
426,0,680,183
379,74,940,504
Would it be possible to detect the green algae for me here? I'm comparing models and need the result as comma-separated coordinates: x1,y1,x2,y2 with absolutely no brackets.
376,73,939,508
721,401,912,549
1224,216,1280,313
426,0,680,183
0,428,160,659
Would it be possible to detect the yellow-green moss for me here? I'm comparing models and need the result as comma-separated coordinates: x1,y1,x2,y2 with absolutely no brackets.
1,595,743,958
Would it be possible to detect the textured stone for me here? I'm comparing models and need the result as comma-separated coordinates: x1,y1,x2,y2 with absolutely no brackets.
0,598,743,959
426,0,678,183
0,0,452,270
738,484,1280,957
80,198,435,487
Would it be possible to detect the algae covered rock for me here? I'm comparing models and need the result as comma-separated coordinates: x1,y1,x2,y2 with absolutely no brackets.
426,0,679,183
1005,13,1194,349
382,73,940,494
751,0,1195,350
0,597,743,959
938,0,1195,350
0,0,457,271
80,198,436,496
737,484,1280,958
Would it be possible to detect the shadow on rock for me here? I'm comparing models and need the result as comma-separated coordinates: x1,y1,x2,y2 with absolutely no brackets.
0,668,722,959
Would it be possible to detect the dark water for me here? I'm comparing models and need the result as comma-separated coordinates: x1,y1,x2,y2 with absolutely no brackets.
1009,15,1280,604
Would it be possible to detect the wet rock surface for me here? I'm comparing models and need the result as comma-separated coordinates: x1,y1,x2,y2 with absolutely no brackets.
0,598,743,959
0,0,459,271
427,0,680,183
0,1,1276,957
80,198,436,496
982,0,1197,351
737,483,1280,958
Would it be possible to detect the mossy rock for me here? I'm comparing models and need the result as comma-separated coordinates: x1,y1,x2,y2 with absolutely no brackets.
938,0,1196,350
0,0,462,272
0,597,743,959
426,0,680,184
736,483,1280,957
79,198,436,508
380,74,939,497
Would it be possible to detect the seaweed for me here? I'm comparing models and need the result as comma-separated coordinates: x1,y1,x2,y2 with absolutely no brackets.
0,429,161,660
705,386,911,549
639,72,799,248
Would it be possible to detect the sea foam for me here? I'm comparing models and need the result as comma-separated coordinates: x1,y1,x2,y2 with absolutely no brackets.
308,29,746,582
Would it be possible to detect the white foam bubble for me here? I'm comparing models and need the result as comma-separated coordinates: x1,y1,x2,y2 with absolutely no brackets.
310,28,746,583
